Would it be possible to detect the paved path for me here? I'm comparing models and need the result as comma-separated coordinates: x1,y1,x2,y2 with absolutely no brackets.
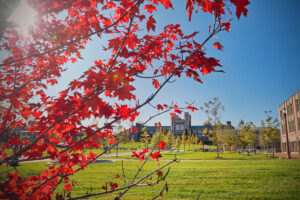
101,151,132,157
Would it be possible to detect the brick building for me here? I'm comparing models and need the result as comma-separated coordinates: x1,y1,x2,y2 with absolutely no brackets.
278,90,300,154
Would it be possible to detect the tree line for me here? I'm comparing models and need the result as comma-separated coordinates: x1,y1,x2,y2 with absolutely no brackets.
138,113,280,158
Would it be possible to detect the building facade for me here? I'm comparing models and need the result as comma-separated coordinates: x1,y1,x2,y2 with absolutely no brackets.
278,90,300,154
171,112,191,137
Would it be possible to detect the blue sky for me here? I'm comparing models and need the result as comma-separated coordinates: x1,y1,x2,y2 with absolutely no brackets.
132,0,300,127
6,0,299,128
47,0,300,128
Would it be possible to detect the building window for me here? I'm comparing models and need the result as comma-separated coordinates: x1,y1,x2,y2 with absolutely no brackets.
180,124,184,130
282,142,286,152
287,104,293,116
281,125,285,135
295,99,299,112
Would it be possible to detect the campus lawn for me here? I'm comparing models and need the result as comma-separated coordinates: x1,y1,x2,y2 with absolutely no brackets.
105,151,282,160
1,159,300,199
160,151,280,160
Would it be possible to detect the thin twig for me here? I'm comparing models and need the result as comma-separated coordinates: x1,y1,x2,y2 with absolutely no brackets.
68,159,178,200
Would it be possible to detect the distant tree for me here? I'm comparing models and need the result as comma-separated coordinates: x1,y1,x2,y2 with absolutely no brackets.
200,97,224,158
165,130,175,149
203,120,212,126
211,122,223,158
195,134,199,144
140,127,151,149
181,129,188,152
236,120,246,151
175,136,181,151
189,128,193,136
202,127,209,152
261,111,280,158
237,121,256,155
150,130,165,148
198,140,204,150
187,135,192,150
220,126,238,152
258,127,267,151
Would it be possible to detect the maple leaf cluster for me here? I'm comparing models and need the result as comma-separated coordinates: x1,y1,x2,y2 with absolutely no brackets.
0,0,249,199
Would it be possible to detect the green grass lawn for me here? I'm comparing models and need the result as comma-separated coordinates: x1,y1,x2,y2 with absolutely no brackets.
1,159,299,199
105,151,282,160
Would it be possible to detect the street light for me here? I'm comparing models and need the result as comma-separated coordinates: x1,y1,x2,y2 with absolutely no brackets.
282,108,291,159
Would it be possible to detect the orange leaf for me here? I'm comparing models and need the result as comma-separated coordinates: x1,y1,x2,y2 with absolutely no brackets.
152,79,160,89
213,42,224,51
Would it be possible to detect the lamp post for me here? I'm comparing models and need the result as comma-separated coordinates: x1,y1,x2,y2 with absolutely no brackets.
282,108,291,159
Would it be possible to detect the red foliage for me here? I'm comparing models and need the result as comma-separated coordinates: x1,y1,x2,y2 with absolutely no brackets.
150,151,162,161
213,42,224,51
158,141,166,150
132,149,149,161
0,0,249,199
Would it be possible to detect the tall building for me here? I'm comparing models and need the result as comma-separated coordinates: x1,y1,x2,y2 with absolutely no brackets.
278,90,300,154
170,112,191,137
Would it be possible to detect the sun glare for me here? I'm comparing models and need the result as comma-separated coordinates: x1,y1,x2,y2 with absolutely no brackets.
7,0,37,37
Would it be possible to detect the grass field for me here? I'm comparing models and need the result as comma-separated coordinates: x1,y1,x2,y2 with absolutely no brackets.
1,159,300,199
105,151,282,160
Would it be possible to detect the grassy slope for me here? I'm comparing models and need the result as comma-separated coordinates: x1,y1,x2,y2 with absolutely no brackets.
1,160,300,199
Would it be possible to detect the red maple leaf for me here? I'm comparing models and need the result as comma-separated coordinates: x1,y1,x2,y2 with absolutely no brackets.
152,79,160,89
144,4,157,13
147,15,156,32
157,104,164,110
64,185,72,192
230,0,250,19
156,170,163,177
151,151,162,161
221,20,231,32
102,185,107,190
213,42,224,51
186,105,198,112
186,0,194,22
158,141,165,150
110,182,118,191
